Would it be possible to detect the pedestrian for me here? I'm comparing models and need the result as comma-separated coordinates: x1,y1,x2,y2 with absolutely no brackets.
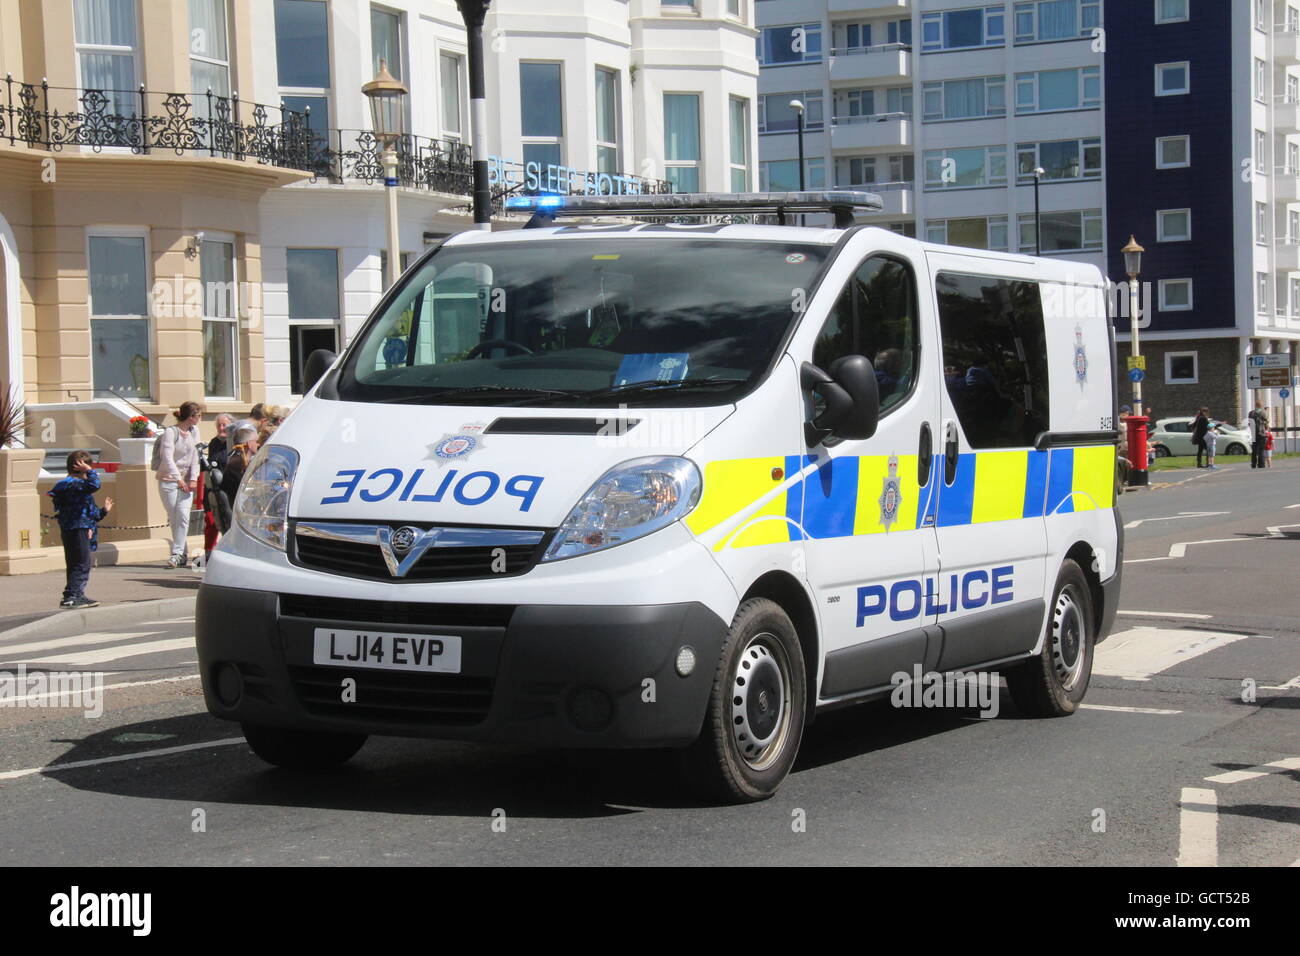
219,423,260,532
1192,407,1209,468
1248,401,1269,469
48,451,114,609
1265,428,1275,468
157,400,203,568
201,413,233,562
1204,419,1219,469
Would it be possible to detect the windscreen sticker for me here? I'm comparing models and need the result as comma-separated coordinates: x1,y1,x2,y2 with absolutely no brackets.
785,253,807,264
614,353,690,386
427,423,488,466
592,253,621,260
320,468,543,512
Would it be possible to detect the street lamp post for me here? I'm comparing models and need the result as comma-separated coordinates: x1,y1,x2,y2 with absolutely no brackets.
456,0,493,230
362,59,409,289
1122,235,1147,486
1032,167,1045,256
789,99,806,190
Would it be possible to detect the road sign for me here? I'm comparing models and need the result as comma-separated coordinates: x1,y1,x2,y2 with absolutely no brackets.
1246,353,1295,368
1128,368,1145,383
1127,355,1146,371
1247,367,1291,389
1282,388,1292,399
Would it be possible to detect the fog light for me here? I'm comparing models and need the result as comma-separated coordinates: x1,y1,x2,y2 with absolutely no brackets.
675,645,697,677
566,686,614,732
213,662,243,707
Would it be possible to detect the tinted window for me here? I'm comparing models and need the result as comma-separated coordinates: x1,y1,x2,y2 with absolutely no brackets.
937,272,1049,448
813,256,918,416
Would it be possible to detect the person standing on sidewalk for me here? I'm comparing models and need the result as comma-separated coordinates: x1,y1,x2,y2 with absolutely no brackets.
48,451,114,609
200,413,232,562
1248,401,1270,469
1204,418,1219,469
1192,407,1210,468
1265,428,1275,468
157,401,203,568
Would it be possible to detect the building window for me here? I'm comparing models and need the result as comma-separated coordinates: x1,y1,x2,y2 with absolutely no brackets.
888,222,918,238
1257,201,1269,243
201,237,238,399
729,97,749,191
1289,6,1300,32
1013,0,1101,43
921,7,1005,52
440,53,462,140
759,24,822,65
924,146,1008,189
1255,130,1267,173
89,232,152,401
378,250,411,291
1288,74,1300,104
1018,209,1103,254
1257,0,1267,31
276,0,331,140
1155,0,1188,23
1290,276,1300,313
1157,208,1191,241
287,249,340,395
727,0,743,20
886,19,913,46
521,62,563,170
1156,135,1190,168
1017,138,1101,181
1155,61,1189,96
189,0,230,110
836,86,911,121
1289,208,1300,240
760,158,825,191
1258,272,1270,313
371,6,402,80
1015,67,1101,113
595,68,621,174
1255,58,1267,102
1165,351,1198,384
75,0,140,118
1289,142,1300,176
922,77,1007,121
925,216,1009,251
663,93,701,191
1158,279,1193,311
759,92,823,132
836,22,872,52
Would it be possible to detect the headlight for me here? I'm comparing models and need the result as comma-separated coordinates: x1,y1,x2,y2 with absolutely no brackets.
234,445,298,551
543,456,702,562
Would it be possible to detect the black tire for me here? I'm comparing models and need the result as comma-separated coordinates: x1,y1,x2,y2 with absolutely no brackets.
682,598,807,803
242,723,367,769
1005,560,1094,717
1225,443,1247,456
1152,444,1171,459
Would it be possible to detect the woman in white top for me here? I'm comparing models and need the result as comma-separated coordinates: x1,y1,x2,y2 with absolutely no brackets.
157,401,203,567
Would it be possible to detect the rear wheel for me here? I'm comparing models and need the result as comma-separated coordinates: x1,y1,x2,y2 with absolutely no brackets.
1152,444,1171,458
1225,442,1247,456
683,598,806,803
1005,559,1094,717
242,723,367,769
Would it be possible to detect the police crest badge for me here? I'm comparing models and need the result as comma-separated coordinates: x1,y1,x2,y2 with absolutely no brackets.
878,455,902,532
427,422,487,466
1073,325,1088,385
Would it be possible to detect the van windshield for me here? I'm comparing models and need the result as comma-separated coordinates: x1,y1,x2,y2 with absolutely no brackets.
336,237,831,407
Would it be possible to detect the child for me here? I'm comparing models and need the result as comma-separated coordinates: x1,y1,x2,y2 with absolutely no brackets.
1205,423,1218,469
1265,428,1275,468
48,451,113,609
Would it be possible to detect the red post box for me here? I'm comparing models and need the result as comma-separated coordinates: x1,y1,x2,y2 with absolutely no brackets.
1126,415,1149,487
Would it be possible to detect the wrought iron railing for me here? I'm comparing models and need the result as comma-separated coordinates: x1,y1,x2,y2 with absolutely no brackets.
309,128,474,193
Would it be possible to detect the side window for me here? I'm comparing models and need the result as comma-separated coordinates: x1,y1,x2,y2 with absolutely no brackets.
936,272,1049,448
813,255,919,416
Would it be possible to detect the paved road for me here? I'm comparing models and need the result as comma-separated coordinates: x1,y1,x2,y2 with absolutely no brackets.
1,462,1297,865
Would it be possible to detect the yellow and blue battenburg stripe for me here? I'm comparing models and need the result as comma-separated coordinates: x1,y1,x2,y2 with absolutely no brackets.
685,446,1115,549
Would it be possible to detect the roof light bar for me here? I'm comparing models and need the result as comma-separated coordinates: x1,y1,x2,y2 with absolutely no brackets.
507,191,883,228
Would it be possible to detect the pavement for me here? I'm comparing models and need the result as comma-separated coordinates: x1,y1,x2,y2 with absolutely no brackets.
0,561,202,638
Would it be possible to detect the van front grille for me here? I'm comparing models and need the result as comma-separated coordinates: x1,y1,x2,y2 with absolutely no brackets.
288,665,493,725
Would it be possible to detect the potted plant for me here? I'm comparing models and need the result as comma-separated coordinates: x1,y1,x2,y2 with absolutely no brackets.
0,385,20,449
0,384,43,496
128,415,152,437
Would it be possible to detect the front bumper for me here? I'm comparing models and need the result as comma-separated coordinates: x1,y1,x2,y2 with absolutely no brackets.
196,584,728,748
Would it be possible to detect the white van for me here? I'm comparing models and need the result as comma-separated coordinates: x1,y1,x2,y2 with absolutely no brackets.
198,192,1122,802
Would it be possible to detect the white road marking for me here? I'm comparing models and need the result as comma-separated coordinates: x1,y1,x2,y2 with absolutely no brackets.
0,626,190,658
1094,627,1252,681
0,637,194,668
0,736,245,781
1203,756,1300,785
1124,511,1229,530
4,673,200,705
1117,610,1212,620
1123,523,1300,564
1261,674,1300,690
1176,787,1218,867
1080,704,1182,715
1286,503,1300,509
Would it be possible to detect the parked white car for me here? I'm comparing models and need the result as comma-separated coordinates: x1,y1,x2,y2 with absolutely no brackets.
1148,417,1251,458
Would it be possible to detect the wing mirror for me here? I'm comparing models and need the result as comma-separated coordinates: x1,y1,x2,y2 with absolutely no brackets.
801,355,880,446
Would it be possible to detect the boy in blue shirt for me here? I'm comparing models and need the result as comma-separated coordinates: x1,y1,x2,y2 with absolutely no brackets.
48,451,114,609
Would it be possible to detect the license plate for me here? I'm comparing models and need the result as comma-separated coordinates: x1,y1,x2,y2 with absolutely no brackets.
312,628,462,674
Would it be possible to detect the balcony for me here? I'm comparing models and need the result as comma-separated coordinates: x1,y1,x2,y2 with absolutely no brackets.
829,0,909,13
828,44,912,84
1276,27,1300,64
1275,165,1300,202
1274,94,1300,133
839,180,914,217
1276,238,1300,272
830,113,912,150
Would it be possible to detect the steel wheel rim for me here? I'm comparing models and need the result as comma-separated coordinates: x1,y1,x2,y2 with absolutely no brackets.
730,633,792,771
1051,586,1086,692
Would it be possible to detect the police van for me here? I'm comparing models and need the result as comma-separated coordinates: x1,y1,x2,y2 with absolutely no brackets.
197,192,1122,802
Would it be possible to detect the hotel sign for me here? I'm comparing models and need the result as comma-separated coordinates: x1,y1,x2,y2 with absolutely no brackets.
486,154,656,197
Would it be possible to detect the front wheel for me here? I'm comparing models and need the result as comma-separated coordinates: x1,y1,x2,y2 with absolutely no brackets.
1225,442,1247,456
1005,560,1094,717
1152,444,1171,459
242,723,367,769
683,598,807,803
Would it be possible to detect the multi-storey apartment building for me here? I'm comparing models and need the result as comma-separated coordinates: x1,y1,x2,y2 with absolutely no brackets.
0,0,758,423
757,0,1299,431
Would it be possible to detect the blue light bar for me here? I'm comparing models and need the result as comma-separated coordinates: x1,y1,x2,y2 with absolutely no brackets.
505,193,565,210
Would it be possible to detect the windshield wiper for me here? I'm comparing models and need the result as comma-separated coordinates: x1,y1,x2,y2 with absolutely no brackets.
376,385,586,405
579,377,745,401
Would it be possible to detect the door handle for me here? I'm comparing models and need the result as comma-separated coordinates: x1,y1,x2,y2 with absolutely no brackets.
943,419,959,486
918,422,933,487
